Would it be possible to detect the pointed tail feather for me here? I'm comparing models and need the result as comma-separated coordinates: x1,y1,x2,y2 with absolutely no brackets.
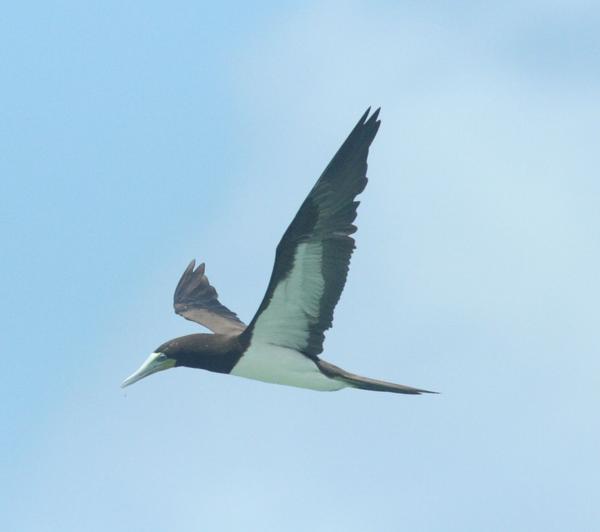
316,360,437,395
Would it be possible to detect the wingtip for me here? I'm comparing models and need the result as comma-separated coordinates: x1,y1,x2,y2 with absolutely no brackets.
360,106,381,123
366,107,381,126
359,107,371,124
184,259,196,275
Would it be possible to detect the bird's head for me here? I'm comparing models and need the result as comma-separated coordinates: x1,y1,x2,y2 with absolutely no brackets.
121,340,178,388
121,334,233,388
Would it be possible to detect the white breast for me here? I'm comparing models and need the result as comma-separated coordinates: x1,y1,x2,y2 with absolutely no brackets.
231,343,347,391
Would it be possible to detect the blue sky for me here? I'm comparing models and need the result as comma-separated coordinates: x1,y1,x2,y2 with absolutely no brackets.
2,1,599,530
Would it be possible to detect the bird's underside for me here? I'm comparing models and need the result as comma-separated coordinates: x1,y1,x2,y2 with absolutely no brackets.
229,341,431,394
123,109,435,395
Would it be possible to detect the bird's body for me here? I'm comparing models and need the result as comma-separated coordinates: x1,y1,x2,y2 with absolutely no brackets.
231,339,347,391
152,333,338,390
122,109,434,395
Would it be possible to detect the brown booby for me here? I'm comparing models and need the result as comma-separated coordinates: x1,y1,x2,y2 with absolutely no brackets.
122,108,434,394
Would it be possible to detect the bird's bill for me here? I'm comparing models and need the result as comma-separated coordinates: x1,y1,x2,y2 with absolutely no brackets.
121,352,175,388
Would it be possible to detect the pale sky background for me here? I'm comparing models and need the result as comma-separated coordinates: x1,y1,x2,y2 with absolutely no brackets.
2,2,599,531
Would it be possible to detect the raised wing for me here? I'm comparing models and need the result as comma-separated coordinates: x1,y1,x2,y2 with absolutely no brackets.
174,260,246,335
240,108,381,358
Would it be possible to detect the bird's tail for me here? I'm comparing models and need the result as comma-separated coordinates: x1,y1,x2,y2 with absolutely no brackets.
316,360,437,395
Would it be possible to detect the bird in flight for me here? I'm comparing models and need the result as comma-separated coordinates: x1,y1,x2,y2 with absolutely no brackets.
122,108,434,394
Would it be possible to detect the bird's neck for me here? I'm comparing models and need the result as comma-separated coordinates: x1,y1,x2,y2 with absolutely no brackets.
173,334,244,374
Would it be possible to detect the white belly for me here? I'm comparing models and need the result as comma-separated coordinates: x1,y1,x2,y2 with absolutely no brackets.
231,343,347,391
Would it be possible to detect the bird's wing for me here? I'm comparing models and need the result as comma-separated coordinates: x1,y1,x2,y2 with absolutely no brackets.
240,108,380,358
173,260,246,335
